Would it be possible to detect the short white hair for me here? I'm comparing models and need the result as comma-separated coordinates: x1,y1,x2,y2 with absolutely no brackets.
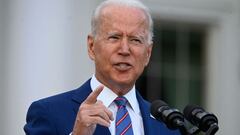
91,0,153,44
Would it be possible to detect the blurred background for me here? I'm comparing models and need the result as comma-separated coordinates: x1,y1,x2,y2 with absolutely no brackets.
0,0,239,134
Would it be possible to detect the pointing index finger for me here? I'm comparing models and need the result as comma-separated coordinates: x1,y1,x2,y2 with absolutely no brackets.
85,85,104,104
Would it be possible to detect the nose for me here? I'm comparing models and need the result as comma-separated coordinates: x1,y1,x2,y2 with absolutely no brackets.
118,38,130,56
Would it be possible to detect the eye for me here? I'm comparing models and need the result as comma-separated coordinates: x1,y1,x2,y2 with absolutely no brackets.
108,35,120,41
130,37,143,45
132,38,141,43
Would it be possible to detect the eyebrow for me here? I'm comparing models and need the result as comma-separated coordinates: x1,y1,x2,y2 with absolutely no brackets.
105,31,147,42
107,31,145,38
129,35,145,40
106,31,121,36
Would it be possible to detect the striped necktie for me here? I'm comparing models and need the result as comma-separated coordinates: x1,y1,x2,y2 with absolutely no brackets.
114,96,134,135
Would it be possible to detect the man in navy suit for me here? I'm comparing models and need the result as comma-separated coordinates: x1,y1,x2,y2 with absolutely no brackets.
24,0,180,135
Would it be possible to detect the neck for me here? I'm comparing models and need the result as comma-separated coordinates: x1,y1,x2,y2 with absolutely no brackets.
95,76,134,96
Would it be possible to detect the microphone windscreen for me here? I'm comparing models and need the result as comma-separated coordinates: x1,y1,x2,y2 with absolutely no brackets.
150,100,167,118
184,104,218,132
183,104,203,120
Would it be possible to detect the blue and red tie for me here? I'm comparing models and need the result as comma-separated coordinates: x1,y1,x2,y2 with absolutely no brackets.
114,96,134,135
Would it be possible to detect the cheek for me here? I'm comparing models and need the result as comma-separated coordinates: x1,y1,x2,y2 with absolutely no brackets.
134,51,148,69
95,47,113,67
95,54,109,67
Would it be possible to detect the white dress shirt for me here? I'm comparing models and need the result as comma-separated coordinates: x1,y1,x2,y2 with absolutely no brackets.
91,75,144,135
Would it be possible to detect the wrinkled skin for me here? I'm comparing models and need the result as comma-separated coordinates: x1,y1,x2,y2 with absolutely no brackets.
73,5,152,135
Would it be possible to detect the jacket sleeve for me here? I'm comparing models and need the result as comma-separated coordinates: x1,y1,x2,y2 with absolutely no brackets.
24,101,57,135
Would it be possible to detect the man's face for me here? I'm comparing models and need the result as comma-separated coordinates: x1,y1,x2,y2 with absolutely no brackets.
88,5,152,94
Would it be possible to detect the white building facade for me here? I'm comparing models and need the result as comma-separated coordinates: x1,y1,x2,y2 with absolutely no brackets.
0,0,239,134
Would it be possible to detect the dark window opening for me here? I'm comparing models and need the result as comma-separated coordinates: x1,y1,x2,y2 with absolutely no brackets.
136,20,207,111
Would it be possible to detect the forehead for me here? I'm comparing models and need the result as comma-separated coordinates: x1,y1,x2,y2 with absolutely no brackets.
99,5,148,34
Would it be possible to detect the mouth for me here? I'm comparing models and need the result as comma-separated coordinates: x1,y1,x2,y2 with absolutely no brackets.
113,62,132,71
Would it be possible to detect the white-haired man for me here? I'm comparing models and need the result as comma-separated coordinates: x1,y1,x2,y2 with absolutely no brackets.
24,0,180,135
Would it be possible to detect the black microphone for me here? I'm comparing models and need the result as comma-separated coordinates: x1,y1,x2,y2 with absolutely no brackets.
183,104,219,134
150,100,185,130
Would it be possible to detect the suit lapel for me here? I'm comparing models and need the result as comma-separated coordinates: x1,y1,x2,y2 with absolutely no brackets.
136,91,155,135
71,79,111,135
136,91,181,135
71,79,92,113
72,80,178,135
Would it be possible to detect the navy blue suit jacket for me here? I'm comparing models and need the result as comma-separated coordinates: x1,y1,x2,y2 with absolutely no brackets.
24,79,180,135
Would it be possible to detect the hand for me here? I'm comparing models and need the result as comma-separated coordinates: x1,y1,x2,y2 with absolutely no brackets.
72,85,114,135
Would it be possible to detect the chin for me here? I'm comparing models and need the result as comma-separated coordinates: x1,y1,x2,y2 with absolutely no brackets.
111,72,137,86
113,77,135,86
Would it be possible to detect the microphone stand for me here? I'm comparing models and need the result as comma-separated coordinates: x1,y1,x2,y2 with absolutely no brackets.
174,119,188,135
176,120,201,135
177,121,218,135
205,123,219,135
187,126,201,135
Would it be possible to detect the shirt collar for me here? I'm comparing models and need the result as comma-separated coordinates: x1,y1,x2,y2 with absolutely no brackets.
90,75,140,114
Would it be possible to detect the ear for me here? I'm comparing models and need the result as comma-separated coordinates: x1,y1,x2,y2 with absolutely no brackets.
145,44,153,66
87,34,95,60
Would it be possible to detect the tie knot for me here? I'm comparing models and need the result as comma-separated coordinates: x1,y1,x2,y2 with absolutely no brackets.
114,96,128,108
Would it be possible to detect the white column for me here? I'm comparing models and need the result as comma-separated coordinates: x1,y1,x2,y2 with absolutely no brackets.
0,1,3,135
3,0,96,134
0,0,7,134
206,9,240,135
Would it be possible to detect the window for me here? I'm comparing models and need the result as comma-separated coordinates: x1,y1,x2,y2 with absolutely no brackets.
136,20,207,110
